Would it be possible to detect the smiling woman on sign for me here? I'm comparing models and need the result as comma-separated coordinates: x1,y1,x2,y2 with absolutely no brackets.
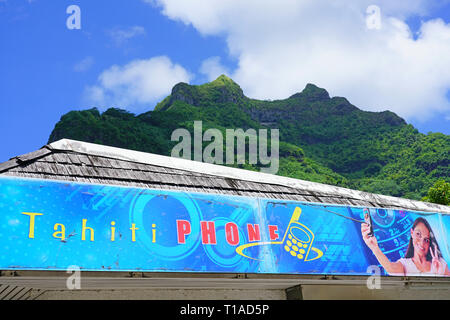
361,216,450,276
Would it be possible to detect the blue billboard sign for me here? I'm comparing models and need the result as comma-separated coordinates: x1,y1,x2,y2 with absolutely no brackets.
0,176,449,277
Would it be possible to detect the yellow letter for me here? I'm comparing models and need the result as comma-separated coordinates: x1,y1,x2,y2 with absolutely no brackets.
21,212,43,239
152,224,156,243
53,223,66,240
81,219,94,241
110,221,116,241
130,223,139,242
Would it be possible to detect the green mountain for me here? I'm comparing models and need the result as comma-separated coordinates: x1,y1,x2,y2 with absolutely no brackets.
48,75,449,200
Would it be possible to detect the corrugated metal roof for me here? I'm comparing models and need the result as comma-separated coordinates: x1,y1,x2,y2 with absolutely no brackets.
1,138,449,214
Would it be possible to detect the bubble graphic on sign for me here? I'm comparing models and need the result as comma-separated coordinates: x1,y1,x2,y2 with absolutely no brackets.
372,209,396,228
361,208,395,228
202,215,246,268
129,191,203,261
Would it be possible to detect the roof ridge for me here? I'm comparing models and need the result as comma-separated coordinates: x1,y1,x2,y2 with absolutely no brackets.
47,139,450,214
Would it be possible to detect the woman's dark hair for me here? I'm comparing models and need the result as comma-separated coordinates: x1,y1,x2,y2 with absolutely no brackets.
404,217,441,261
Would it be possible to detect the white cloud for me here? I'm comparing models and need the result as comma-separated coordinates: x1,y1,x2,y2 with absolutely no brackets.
107,26,146,46
148,0,450,121
199,56,230,81
73,56,94,72
85,56,192,111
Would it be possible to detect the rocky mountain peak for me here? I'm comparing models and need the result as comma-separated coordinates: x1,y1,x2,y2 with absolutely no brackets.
289,83,330,102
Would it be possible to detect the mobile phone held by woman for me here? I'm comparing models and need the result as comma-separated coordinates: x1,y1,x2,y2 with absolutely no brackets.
364,208,374,237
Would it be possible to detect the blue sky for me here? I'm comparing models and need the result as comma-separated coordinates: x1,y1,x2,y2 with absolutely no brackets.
1,0,449,163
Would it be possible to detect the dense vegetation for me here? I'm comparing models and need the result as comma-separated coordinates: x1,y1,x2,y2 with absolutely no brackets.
49,75,449,203
422,180,450,205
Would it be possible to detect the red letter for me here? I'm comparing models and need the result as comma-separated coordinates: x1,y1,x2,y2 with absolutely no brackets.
247,224,261,242
201,221,217,244
177,220,191,244
225,222,239,246
268,225,279,240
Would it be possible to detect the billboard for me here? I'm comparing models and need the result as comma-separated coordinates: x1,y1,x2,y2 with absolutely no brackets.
0,176,449,277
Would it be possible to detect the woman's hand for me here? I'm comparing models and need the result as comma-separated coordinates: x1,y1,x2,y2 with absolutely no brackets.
361,222,404,275
430,243,447,275
361,223,379,252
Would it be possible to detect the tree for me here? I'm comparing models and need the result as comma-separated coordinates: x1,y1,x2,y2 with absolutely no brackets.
422,180,450,205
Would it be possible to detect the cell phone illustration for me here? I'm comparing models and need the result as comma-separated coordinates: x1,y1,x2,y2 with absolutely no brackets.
236,206,323,262
283,207,315,261
364,208,374,237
